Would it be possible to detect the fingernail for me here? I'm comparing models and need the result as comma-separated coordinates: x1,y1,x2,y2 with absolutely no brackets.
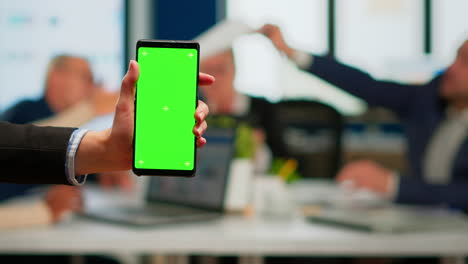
128,60,136,71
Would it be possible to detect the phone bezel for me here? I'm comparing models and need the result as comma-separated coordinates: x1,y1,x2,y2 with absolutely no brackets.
132,40,200,177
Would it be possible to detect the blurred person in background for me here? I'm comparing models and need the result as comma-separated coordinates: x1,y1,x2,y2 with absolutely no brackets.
200,49,279,173
1,55,117,126
261,24,468,210
0,55,132,206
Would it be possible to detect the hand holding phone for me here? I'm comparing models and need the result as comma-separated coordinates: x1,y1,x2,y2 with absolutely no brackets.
133,40,200,177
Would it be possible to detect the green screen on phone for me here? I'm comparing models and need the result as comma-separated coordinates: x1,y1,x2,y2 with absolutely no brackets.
134,47,198,172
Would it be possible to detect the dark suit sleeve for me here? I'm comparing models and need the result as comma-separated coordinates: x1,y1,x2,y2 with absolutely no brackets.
396,176,468,209
247,98,286,156
306,55,420,116
0,122,76,184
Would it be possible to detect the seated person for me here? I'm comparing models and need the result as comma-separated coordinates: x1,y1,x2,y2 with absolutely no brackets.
261,24,468,209
200,49,279,172
1,54,118,126
0,55,132,201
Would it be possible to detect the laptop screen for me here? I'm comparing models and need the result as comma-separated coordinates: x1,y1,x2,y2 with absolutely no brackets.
146,119,237,211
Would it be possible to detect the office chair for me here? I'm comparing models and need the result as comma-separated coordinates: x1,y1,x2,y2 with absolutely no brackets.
268,100,344,179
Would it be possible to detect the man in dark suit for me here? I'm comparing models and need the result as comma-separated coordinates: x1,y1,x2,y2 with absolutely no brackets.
261,24,468,209
0,61,213,185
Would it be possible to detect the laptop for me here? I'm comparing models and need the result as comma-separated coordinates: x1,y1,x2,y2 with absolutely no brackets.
84,116,237,226
304,203,468,233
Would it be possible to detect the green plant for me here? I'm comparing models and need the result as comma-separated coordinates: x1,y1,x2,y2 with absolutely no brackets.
234,123,256,159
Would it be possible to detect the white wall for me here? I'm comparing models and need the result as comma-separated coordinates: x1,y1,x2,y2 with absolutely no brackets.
0,0,127,110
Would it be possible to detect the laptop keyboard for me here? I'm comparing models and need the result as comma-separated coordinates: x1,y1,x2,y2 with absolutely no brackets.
123,204,208,217
86,203,220,225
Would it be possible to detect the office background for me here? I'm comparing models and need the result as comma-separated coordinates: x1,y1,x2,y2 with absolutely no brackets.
1,1,468,263
0,0,127,110
2,0,467,173
2,0,467,114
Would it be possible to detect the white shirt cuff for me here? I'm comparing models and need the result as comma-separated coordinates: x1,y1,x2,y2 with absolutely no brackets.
65,128,89,186
292,50,314,69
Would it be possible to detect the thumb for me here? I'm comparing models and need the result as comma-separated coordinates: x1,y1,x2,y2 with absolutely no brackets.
120,60,139,102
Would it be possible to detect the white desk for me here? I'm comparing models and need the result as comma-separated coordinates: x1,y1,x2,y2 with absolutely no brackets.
0,182,467,264
0,214,468,257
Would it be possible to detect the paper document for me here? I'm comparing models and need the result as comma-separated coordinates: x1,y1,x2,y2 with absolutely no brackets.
195,20,253,60
195,20,366,115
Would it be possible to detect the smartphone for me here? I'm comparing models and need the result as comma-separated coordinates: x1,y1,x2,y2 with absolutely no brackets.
133,40,199,177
